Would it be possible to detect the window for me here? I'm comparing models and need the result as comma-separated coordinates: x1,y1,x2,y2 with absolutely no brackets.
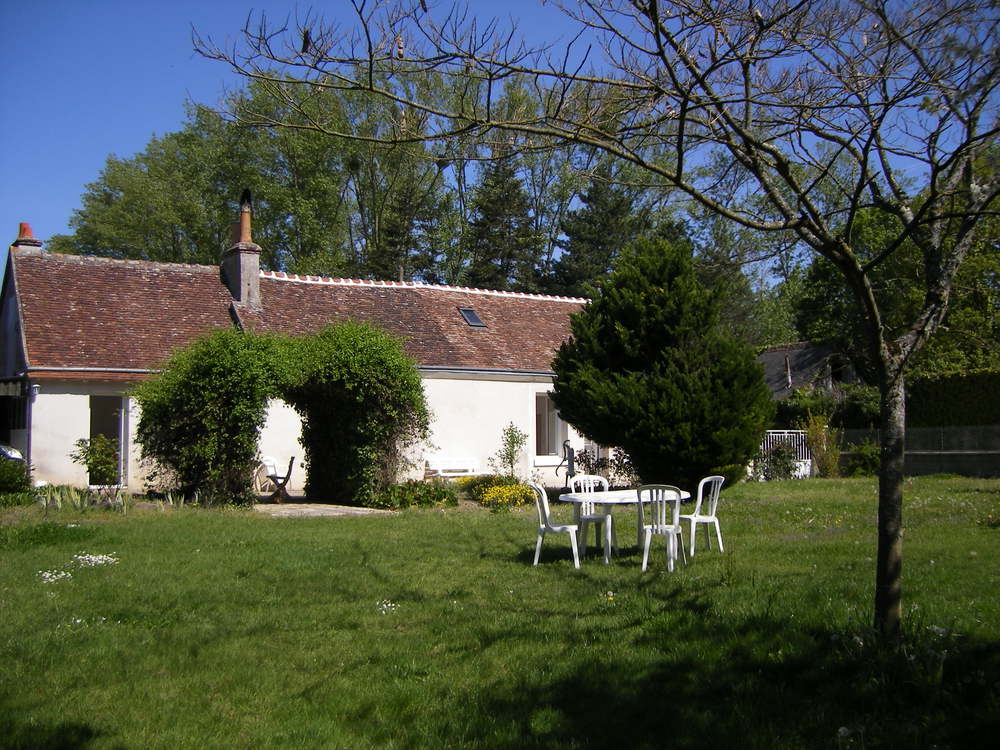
535,393,567,456
0,395,26,443
458,307,486,327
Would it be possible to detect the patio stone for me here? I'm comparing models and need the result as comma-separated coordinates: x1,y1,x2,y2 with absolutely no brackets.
253,503,393,518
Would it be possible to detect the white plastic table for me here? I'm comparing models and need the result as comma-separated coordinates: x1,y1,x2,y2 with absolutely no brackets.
558,488,691,556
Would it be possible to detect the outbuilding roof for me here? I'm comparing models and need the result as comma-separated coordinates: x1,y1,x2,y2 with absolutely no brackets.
5,249,584,380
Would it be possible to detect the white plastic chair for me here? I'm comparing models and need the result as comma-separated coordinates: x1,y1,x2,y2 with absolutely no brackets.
639,485,687,572
679,475,726,556
530,483,581,569
570,474,613,564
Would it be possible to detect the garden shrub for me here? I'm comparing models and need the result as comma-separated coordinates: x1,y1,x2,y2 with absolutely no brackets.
845,439,881,476
370,479,458,510
488,422,528,478
69,434,119,485
575,447,639,488
0,457,30,494
134,329,276,505
457,474,520,504
0,491,35,508
277,322,429,506
800,412,842,478
481,483,535,512
753,441,799,481
774,383,880,429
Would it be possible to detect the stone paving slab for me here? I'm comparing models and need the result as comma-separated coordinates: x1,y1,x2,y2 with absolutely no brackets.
253,503,393,518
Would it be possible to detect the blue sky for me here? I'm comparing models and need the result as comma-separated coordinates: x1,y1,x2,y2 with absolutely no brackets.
0,0,570,251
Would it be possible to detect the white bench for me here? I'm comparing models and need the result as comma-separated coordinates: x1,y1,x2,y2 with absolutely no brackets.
424,456,480,478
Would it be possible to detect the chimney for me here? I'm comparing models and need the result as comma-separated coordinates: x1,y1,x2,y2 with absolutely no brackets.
221,190,261,308
12,223,44,254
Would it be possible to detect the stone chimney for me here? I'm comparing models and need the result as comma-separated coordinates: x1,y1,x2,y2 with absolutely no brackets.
11,223,44,254
221,190,261,308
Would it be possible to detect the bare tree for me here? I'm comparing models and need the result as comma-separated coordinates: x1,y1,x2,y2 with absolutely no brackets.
197,0,1000,637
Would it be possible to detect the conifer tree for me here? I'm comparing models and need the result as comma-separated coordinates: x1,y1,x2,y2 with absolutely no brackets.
551,235,773,489
462,158,543,291
546,166,648,297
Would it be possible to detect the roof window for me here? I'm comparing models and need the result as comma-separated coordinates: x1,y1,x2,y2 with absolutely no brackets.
458,307,486,327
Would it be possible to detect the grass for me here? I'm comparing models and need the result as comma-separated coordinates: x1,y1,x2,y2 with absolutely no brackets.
1,476,998,749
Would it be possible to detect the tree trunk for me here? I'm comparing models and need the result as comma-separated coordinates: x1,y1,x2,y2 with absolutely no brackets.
875,372,906,639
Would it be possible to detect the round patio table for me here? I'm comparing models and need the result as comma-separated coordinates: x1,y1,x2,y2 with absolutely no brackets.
558,487,691,557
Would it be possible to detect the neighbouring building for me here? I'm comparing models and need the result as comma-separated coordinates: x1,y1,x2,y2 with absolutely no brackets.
756,341,855,399
0,217,588,494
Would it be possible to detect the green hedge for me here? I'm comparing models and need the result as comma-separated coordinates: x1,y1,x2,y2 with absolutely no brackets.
907,370,1000,427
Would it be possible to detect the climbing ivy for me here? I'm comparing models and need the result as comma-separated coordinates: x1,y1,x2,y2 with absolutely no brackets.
277,322,430,506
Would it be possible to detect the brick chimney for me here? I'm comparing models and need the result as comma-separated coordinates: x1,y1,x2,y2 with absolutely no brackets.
11,223,44,255
221,190,261,309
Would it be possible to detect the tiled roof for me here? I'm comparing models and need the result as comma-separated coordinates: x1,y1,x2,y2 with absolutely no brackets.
756,342,834,398
246,273,584,372
8,250,584,377
11,251,235,376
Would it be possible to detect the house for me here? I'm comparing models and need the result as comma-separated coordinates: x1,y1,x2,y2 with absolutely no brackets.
0,216,588,494
755,341,855,399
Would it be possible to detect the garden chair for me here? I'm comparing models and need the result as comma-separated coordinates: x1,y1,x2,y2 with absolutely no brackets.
639,485,687,572
570,473,613,563
679,475,726,556
530,482,580,569
257,456,294,503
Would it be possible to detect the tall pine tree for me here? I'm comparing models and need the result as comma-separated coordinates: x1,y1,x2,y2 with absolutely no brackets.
545,166,649,297
462,158,542,291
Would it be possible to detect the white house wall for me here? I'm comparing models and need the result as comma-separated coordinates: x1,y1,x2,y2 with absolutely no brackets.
420,372,585,487
29,373,585,494
27,382,149,492
28,384,90,487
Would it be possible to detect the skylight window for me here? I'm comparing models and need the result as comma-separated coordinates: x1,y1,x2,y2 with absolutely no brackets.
458,307,486,327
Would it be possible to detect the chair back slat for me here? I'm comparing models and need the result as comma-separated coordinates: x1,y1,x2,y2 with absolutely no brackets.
695,475,725,517
570,474,609,515
638,484,682,530
530,482,550,528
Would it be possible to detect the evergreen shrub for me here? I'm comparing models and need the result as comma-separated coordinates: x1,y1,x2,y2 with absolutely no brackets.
907,369,1000,427
552,236,774,489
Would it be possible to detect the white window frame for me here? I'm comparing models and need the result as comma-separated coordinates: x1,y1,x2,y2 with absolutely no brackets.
533,391,568,466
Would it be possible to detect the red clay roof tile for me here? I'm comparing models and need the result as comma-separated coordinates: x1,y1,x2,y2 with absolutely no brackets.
9,250,584,376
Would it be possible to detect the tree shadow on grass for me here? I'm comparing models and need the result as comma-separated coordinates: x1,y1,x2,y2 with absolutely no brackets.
411,588,1000,749
0,717,112,750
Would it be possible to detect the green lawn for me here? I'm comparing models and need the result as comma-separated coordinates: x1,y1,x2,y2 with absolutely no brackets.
1,476,998,749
